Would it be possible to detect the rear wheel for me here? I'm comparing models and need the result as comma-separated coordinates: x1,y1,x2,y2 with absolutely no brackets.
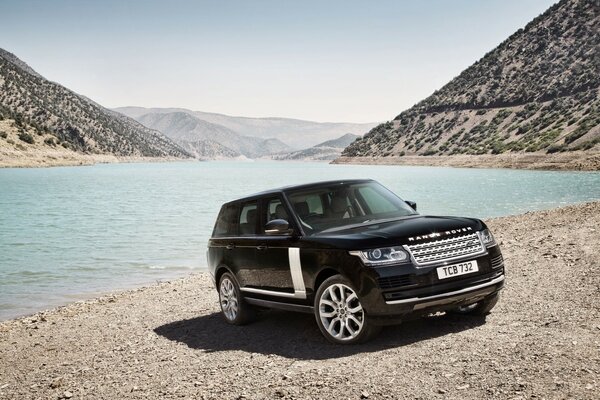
218,272,256,325
451,293,499,316
314,275,381,344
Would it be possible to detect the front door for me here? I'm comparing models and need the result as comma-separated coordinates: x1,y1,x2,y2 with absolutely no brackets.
241,196,306,299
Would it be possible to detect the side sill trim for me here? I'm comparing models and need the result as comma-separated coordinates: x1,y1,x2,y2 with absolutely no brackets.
385,275,505,305
241,287,306,299
245,297,314,314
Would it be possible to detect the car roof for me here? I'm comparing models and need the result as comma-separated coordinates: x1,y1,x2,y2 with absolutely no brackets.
224,179,375,204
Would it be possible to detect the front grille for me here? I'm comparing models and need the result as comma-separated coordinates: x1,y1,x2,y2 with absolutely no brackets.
491,254,504,270
378,275,415,289
405,232,485,266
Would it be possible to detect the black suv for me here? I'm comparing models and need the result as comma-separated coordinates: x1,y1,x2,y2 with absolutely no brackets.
208,179,504,344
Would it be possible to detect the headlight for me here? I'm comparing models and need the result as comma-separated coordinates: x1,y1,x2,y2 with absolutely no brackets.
479,229,496,247
349,246,409,266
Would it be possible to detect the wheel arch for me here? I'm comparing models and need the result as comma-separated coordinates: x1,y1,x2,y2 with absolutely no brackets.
215,264,235,288
313,267,340,293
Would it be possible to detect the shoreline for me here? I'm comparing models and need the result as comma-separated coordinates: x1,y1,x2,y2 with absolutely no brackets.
1,201,599,399
0,154,196,169
333,152,600,171
2,151,600,171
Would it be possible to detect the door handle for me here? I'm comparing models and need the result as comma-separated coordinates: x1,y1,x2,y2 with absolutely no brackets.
256,245,267,251
226,243,235,250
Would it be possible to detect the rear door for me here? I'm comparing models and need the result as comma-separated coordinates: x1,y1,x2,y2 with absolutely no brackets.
231,201,261,288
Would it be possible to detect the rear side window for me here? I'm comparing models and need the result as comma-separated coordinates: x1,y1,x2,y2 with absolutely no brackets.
239,202,258,235
213,204,239,237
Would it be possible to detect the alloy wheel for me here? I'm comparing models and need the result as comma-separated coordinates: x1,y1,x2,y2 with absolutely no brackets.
219,277,238,321
318,283,365,341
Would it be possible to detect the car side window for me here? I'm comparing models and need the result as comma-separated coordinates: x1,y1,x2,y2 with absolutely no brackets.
266,198,290,222
239,202,258,235
213,204,239,237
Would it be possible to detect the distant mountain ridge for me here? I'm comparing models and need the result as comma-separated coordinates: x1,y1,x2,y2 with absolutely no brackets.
273,133,360,161
133,111,291,159
342,0,599,160
116,106,376,152
0,49,190,159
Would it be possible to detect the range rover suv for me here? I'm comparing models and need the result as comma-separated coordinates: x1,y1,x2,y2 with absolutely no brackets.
207,179,505,344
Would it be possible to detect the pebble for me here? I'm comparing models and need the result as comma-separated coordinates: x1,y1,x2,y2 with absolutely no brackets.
50,377,63,389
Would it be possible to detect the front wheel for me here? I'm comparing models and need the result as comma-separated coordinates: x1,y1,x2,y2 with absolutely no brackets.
218,272,256,325
314,275,381,344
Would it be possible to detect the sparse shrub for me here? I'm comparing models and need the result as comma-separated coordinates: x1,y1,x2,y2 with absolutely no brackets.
7,139,14,145
476,110,487,115
44,137,56,146
0,131,7,139
399,151,406,157
18,132,35,144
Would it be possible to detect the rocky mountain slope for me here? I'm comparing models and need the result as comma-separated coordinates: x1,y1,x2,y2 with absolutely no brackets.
134,112,290,159
273,133,360,161
0,49,191,163
342,0,599,161
116,106,376,150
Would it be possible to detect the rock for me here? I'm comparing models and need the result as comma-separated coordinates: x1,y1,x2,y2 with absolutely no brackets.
456,384,470,390
361,391,370,399
50,377,63,389
63,390,73,399
437,389,447,394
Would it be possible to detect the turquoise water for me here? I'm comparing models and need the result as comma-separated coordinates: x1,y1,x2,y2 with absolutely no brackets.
1,161,599,319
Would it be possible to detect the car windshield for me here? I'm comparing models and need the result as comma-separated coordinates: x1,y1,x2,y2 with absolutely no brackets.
286,181,417,235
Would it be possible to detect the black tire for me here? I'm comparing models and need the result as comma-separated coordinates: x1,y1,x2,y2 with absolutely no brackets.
451,293,500,316
314,275,381,344
218,272,256,325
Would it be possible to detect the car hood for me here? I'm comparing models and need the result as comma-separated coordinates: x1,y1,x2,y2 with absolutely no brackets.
303,215,485,250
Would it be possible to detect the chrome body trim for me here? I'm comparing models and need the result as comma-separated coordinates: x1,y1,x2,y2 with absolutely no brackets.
240,287,300,298
288,247,307,298
385,275,505,305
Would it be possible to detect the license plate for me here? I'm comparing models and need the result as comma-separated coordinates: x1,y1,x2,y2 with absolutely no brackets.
437,260,478,280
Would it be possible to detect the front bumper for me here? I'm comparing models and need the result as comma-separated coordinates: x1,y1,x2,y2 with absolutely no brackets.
358,246,505,322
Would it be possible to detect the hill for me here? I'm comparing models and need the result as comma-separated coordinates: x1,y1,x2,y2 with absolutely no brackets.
116,106,376,150
0,49,191,167
273,133,360,161
340,0,599,167
134,112,291,159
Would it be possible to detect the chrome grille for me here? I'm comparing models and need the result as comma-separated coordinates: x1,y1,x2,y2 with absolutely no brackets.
405,232,485,266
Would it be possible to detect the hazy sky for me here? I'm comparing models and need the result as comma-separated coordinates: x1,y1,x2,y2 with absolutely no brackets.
0,0,556,122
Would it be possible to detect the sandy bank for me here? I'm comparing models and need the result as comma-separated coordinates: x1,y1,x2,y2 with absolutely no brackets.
1,202,599,399
333,152,600,171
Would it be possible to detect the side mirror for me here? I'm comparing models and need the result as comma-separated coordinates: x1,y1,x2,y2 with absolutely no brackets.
265,219,291,235
405,200,417,211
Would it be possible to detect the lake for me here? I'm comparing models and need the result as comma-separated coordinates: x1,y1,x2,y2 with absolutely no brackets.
1,160,599,320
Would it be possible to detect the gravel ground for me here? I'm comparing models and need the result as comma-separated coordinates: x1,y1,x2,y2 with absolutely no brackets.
1,202,599,399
